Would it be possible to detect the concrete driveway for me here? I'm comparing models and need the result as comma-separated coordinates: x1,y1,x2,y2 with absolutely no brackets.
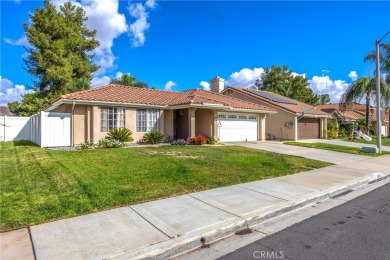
225,141,368,164
299,139,390,152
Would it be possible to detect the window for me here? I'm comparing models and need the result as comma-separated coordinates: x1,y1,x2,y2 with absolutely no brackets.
218,114,226,119
239,116,247,119
136,109,158,132
248,116,257,120
101,107,125,132
228,115,237,119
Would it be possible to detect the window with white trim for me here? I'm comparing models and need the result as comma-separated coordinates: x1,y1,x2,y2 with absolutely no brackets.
228,115,237,119
101,107,125,132
136,109,158,132
239,116,247,119
217,114,226,119
248,116,257,120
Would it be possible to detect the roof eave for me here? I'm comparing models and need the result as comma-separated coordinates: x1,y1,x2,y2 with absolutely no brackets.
294,113,332,119
47,99,169,110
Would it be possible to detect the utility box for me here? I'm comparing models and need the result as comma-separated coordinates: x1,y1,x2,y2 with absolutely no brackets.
362,146,379,153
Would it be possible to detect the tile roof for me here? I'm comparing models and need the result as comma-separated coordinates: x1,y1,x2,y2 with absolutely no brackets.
225,87,329,116
0,106,14,116
317,103,369,111
317,103,390,122
59,85,275,112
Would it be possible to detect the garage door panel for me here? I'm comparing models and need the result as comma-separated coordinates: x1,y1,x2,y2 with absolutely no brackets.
298,118,320,139
218,114,258,142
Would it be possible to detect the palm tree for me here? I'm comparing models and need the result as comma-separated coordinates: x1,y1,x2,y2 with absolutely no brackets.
364,42,390,136
339,77,390,135
110,73,148,88
364,43,390,83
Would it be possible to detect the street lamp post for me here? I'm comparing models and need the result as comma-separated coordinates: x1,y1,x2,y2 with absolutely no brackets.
375,30,390,153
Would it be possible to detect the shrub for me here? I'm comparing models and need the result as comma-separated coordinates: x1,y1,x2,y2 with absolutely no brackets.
143,130,165,144
189,134,207,145
98,138,123,148
171,139,189,145
207,136,216,145
80,139,94,149
107,128,133,142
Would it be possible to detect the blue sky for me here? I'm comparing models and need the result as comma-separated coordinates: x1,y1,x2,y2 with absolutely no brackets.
1,0,390,106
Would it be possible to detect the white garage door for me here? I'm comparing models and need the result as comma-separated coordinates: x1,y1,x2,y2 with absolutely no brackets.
218,114,258,142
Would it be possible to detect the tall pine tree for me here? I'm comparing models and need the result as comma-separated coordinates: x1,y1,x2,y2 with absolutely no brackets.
24,0,99,96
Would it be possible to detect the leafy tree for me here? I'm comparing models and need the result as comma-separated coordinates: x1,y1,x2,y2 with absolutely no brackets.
8,92,51,116
339,77,390,134
318,94,331,105
23,0,99,96
254,65,319,105
8,101,20,115
110,73,148,88
65,77,91,93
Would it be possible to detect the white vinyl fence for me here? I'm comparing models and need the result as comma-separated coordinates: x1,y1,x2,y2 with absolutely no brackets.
1,112,71,147
0,116,31,141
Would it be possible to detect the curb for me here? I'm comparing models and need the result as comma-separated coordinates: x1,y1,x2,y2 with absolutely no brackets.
110,172,387,259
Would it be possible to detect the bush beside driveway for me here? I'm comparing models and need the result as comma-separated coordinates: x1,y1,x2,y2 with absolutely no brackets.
0,141,331,231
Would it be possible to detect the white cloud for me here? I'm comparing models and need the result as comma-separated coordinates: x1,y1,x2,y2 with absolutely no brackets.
225,67,265,88
348,71,358,81
308,76,350,103
145,0,156,9
91,75,111,88
199,81,210,91
128,0,156,47
115,71,124,79
164,80,176,91
224,67,351,104
4,36,30,47
0,76,33,106
51,0,128,74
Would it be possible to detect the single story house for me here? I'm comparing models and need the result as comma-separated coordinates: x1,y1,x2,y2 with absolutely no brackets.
214,79,330,140
45,84,275,145
317,103,389,136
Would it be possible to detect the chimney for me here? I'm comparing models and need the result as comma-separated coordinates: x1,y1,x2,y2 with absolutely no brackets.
210,76,225,93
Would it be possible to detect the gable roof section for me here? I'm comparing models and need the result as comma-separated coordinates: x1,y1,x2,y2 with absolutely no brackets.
223,86,329,117
316,103,373,121
54,85,275,112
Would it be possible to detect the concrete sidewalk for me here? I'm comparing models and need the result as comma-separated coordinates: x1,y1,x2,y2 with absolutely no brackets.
299,138,390,152
225,141,368,164
1,156,389,260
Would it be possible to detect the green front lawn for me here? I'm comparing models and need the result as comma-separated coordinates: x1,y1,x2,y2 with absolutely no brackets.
284,142,390,156
0,141,331,232
340,136,390,147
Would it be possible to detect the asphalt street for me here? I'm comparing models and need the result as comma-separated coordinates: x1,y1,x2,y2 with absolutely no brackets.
219,183,390,260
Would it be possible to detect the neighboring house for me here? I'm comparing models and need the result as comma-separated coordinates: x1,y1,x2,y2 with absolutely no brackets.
45,84,275,145
0,106,14,116
317,103,389,136
217,80,330,140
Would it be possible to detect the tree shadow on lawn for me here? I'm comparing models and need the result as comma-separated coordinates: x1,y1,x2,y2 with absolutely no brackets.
12,140,38,147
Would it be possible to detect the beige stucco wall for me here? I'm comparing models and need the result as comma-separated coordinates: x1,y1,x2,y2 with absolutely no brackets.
195,109,215,137
163,110,174,138
72,105,86,144
51,104,72,113
265,109,296,140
